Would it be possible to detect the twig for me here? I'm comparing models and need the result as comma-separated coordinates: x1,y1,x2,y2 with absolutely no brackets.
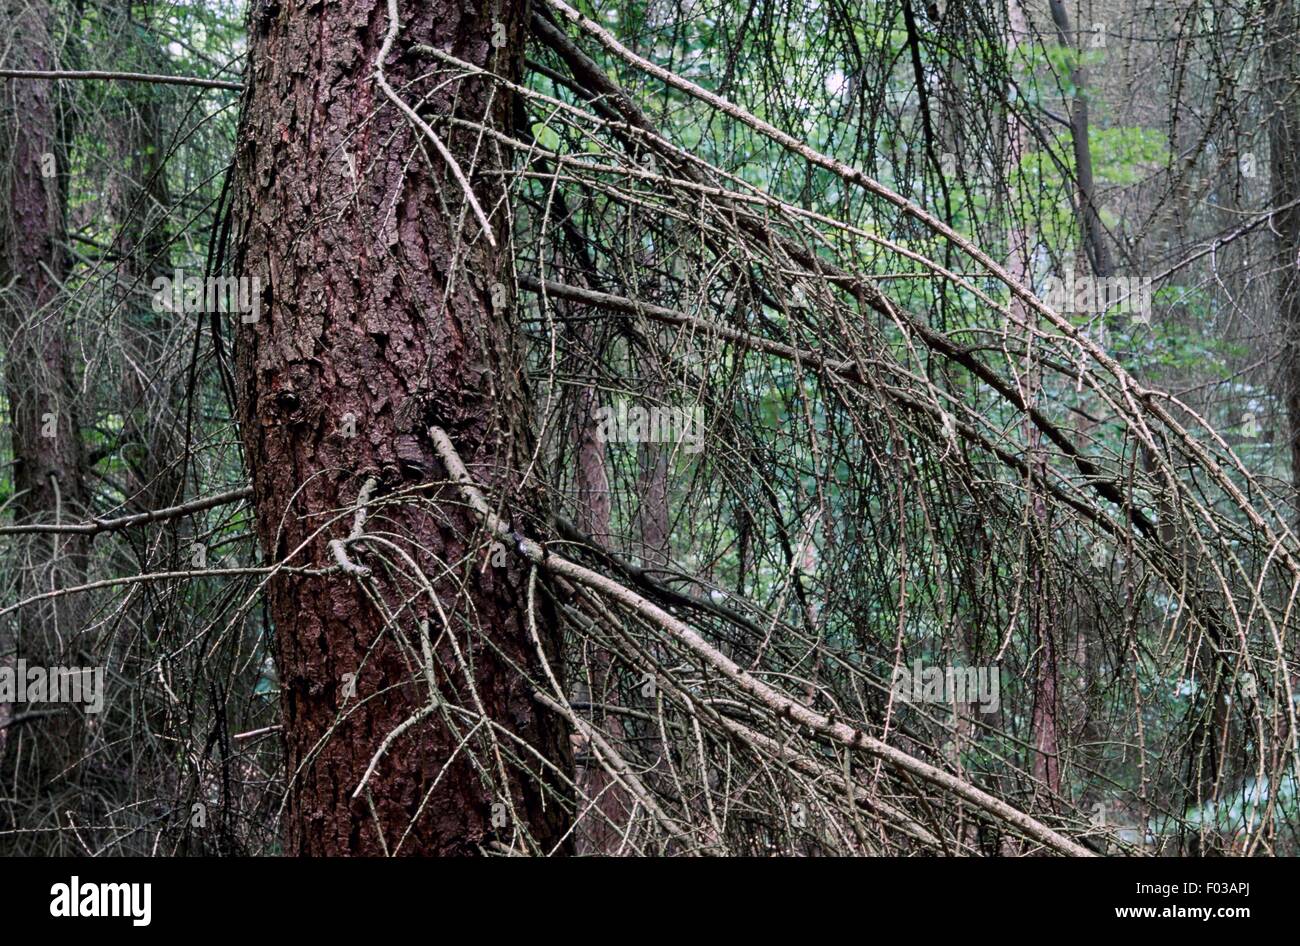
0,68,241,91
374,0,496,249
0,486,254,536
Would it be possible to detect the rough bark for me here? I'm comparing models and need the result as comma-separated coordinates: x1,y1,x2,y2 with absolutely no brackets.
1273,1,1300,515
0,0,91,779
0,0,90,605
232,0,572,855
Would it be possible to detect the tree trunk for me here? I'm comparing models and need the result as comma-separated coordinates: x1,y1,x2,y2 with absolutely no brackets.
1004,0,1061,802
232,0,572,855
104,0,182,518
1272,1,1300,515
1047,0,1113,279
0,0,91,784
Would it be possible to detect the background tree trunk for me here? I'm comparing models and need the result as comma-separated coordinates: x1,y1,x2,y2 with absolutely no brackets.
1272,0,1300,518
1004,0,1061,803
0,0,91,788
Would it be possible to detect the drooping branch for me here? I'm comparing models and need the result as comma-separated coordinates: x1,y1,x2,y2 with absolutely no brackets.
430,425,1097,857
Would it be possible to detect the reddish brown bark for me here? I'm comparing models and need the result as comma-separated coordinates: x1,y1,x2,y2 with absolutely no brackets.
0,0,91,781
1003,0,1060,801
0,0,90,594
233,0,571,855
1273,1,1300,515
570,351,634,853
575,380,612,543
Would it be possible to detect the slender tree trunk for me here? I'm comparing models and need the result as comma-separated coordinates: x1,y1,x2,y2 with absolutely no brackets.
1272,1,1300,515
0,0,91,785
1047,0,1113,279
569,326,635,853
635,336,673,571
232,0,572,855
104,0,181,517
1004,0,1061,801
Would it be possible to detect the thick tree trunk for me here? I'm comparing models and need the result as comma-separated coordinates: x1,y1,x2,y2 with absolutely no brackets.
233,0,572,855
